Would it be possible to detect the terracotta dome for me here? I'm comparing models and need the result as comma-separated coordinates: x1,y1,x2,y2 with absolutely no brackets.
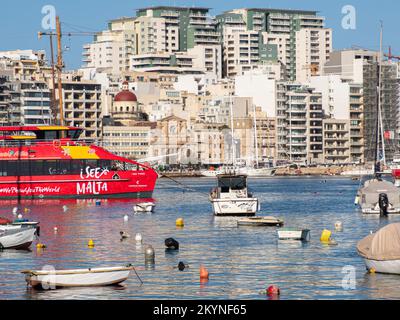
114,90,137,102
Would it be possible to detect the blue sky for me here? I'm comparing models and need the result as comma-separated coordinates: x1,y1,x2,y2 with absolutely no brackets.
0,0,397,69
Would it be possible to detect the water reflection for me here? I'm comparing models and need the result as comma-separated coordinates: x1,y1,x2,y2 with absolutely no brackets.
1,177,400,299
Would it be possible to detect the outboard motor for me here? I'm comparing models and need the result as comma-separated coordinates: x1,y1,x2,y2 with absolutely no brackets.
378,193,389,217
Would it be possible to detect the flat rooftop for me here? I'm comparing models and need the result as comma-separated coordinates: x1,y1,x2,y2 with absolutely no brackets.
223,8,318,15
136,6,210,12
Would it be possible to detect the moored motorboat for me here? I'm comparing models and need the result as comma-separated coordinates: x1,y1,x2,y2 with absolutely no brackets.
278,228,310,241
357,223,400,274
209,174,259,216
22,265,135,288
133,202,155,213
237,216,284,227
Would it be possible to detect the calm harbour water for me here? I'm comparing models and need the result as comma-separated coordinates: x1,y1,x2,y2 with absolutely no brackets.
1,176,400,300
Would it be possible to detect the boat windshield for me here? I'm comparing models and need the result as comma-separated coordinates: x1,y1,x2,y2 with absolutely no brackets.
218,176,247,190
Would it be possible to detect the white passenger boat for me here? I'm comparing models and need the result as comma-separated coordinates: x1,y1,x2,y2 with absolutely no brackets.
133,202,155,213
22,265,135,288
278,228,310,241
237,216,284,227
357,223,400,274
209,174,259,216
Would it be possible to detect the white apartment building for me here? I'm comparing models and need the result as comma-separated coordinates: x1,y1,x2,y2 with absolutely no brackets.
276,83,324,164
295,28,332,83
17,81,52,125
188,45,222,79
222,26,261,78
130,52,204,74
83,17,136,74
323,49,378,82
235,74,276,115
134,16,171,54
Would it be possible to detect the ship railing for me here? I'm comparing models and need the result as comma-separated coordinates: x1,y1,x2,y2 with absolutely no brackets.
0,138,109,148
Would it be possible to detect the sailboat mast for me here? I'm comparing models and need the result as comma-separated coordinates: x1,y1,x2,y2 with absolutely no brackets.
253,104,259,168
378,22,386,166
229,94,235,166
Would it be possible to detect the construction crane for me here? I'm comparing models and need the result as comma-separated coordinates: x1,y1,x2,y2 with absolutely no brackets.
384,46,400,61
38,16,97,128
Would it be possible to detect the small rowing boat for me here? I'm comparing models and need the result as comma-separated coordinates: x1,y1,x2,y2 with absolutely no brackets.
133,202,155,213
237,216,284,227
22,265,135,289
278,228,310,241
0,218,40,250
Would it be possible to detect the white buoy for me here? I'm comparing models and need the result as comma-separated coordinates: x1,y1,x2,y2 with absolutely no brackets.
124,215,129,222
54,227,58,233
17,214,23,220
335,221,343,231
135,233,143,243
62,205,68,212
12,207,18,215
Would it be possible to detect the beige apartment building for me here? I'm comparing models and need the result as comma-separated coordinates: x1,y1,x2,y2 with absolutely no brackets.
61,79,102,139
323,119,351,163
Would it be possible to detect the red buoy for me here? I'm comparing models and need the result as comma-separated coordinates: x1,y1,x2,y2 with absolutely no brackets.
200,265,209,280
267,285,280,296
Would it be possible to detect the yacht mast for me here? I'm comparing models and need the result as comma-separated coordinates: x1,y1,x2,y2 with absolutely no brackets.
229,94,235,166
378,22,386,166
253,104,259,168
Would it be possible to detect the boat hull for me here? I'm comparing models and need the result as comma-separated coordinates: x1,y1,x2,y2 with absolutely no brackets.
364,258,400,274
0,227,37,250
133,202,155,213
211,198,258,216
0,171,157,199
23,267,133,288
278,229,310,241
237,216,283,226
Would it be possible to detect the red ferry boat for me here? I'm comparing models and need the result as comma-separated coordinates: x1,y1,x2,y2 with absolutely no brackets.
0,126,158,199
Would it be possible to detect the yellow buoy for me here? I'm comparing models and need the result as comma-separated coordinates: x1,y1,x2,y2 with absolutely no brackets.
369,268,376,274
320,229,332,243
88,239,95,247
36,243,46,249
176,218,184,227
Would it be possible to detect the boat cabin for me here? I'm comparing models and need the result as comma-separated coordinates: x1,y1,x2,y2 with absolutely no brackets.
211,174,250,199
0,126,83,146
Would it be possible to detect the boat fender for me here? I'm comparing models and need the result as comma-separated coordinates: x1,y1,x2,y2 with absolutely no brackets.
35,226,41,237
12,207,18,215
165,238,179,250
17,214,23,220
378,193,389,217
369,268,376,274
123,215,129,222
53,227,58,233
36,243,46,249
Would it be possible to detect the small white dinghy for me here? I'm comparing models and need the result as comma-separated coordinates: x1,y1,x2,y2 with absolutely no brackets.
133,202,155,213
278,228,310,241
357,223,400,274
22,265,135,289
0,218,39,250
237,216,284,227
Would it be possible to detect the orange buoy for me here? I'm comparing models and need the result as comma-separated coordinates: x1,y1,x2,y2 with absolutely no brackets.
267,285,280,296
200,265,209,280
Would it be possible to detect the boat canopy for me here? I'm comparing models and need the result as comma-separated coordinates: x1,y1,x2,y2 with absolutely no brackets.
217,175,247,190
357,223,400,261
360,179,400,205
0,126,83,140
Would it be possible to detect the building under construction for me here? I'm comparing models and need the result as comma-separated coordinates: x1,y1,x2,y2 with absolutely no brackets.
363,61,399,163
